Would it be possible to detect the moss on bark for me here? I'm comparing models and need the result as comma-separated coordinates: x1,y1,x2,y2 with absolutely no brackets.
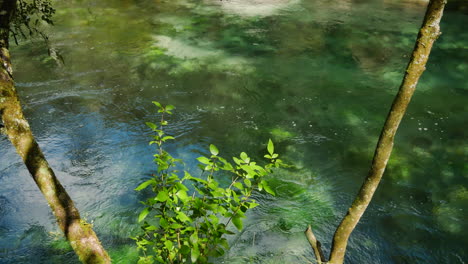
0,1,110,263
325,1,447,263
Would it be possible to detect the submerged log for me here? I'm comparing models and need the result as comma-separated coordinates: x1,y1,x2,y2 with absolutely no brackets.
0,1,110,263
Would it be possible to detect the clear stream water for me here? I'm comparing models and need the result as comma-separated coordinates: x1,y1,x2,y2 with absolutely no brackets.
0,0,467,263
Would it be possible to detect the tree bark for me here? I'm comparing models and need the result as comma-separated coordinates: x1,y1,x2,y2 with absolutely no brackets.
0,1,110,263
327,1,446,263
305,225,325,264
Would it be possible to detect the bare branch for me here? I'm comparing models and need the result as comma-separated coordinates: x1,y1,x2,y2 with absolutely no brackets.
305,225,326,264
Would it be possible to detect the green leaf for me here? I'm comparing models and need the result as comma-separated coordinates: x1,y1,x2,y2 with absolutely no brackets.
176,190,189,203
182,171,192,180
161,136,175,142
218,206,227,215
248,202,259,209
233,157,242,165
240,152,249,163
221,161,234,171
209,144,219,156
177,211,191,223
136,238,152,246
214,248,225,257
165,104,175,111
179,245,190,254
155,190,169,202
232,193,240,203
138,256,154,264
135,179,154,191
209,214,219,226
138,207,150,222
240,165,257,178
155,256,164,263
197,164,206,171
261,180,275,196
152,101,162,108
191,246,200,263
164,240,173,250
219,238,229,249
208,181,218,190
244,179,252,187
170,223,183,229
232,215,243,231
146,122,157,131
265,186,275,196
160,217,169,228
188,176,207,184
190,232,199,244
168,251,176,261
145,225,157,231
197,156,211,165
267,139,274,155
233,182,244,190
211,187,225,197
175,182,189,191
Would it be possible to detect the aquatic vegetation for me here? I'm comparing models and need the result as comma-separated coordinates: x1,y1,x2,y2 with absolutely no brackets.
269,127,295,141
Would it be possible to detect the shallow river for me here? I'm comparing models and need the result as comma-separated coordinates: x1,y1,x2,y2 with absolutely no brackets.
0,0,467,263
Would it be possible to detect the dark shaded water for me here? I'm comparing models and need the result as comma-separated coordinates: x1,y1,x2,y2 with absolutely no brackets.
1,0,467,263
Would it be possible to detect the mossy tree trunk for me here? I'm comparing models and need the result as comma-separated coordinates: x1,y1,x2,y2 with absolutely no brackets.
306,1,447,263
0,1,110,263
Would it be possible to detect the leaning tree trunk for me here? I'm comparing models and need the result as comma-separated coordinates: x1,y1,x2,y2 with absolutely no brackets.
305,1,447,263
0,1,110,263
326,1,447,263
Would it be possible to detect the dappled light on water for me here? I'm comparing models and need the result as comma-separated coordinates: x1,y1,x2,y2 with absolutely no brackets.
0,0,466,263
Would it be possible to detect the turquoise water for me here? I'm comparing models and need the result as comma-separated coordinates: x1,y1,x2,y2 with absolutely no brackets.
0,0,467,263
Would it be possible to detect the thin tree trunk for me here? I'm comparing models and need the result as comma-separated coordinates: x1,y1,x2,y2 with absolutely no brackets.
0,1,110,263
305,225,325,264
325,1,446,263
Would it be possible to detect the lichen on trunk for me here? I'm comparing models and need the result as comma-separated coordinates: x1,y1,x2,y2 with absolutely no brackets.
327,1,447,263
0,1,110,263
304,1,447,263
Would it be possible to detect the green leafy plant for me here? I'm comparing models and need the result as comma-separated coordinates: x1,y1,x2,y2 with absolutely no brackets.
9,0,63,66
134,102,283,264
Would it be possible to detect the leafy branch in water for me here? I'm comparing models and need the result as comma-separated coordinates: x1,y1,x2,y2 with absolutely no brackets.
10,0,55,44
8,0,63,65
134,102,283,264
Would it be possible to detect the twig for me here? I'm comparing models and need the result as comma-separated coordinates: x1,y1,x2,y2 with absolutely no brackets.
305,225,326,264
